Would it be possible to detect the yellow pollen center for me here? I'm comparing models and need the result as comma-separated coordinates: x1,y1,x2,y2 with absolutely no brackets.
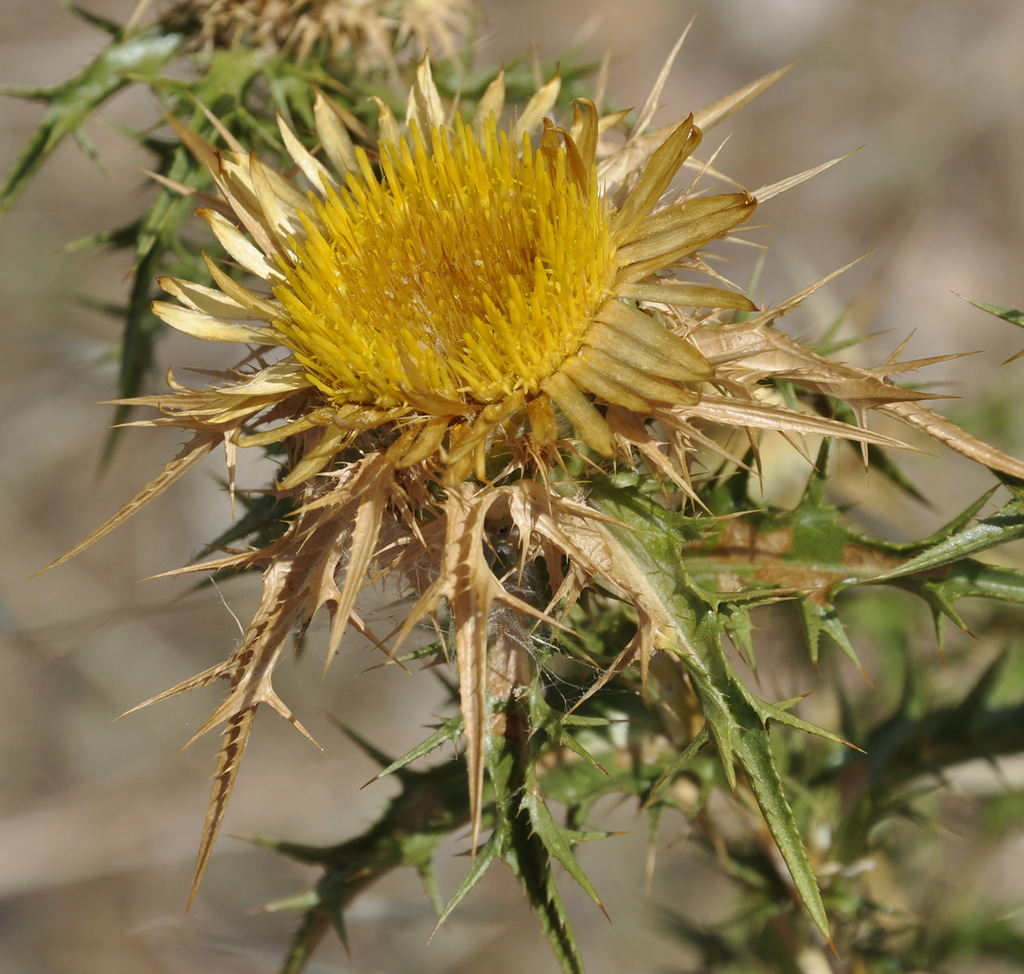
273,116,614,410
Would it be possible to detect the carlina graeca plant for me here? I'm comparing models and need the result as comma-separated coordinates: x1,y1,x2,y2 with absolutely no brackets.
19,8,1024,972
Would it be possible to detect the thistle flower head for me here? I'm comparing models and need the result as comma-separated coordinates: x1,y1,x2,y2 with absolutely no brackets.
156,60,760,488
277,115,617,411
163,0,475,66
61,50,1021,904
76,55,763,889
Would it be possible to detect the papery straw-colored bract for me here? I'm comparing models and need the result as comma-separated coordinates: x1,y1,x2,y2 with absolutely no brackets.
46,41,1024,911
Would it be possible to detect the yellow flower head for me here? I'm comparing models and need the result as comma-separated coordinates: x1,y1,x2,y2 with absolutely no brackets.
157,60,756,485
278,115,616,410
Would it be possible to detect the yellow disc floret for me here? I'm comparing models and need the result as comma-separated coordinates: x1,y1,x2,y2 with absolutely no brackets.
272,115,614,409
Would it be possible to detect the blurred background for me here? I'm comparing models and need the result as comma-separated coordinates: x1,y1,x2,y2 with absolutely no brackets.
3,0,1024,971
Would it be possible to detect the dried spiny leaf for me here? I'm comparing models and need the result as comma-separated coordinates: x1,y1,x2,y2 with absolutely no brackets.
691,301,1024,481
38,430,222,574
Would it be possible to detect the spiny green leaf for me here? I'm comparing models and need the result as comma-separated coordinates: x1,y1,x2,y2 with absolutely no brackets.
588,474,832,940
496,813,587,974
730,722,825,912
645,726,712,801
0,28,183,218
555,726,609,774
196,492,295,561
963,296,1024,330
720,603,757,667
370,715,463,781
672,626,833,942
277,908,333,974
948,649,1009,725
748,694,853,749
689,458,1024,667
521,790,610,916
63,1,124,35
253,735,476,973
940,559,1024,604
900,487,999,551
327,720,398,771
870,488,1024,582
795,597,862,669
441,665,605,974
434,830,501,928
105,135,218,452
